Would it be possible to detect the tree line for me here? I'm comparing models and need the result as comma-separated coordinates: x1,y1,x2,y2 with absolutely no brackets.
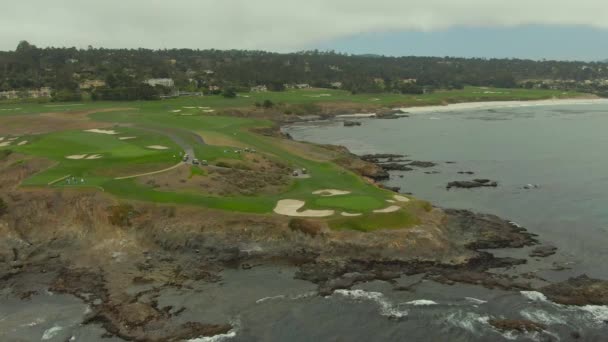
2,41,608,101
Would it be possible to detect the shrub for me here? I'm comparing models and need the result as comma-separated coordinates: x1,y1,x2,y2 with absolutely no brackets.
0,149,13,160
0,198,7,217
108,203,137,227
289,218,323,237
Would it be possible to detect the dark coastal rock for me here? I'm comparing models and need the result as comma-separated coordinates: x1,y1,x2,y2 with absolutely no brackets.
489,319,546,333
379,163,414,172
529,245,557,258
376,109,408,119
360,154,406,163
407,161,437,168
447,179,498,189
444,209,539,249
379,185,401,193
540,275,608,306
343,120,362,127
457,171,475,175
424,171,440,175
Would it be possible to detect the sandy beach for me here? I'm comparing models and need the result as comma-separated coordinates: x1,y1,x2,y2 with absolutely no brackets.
397,98,608,114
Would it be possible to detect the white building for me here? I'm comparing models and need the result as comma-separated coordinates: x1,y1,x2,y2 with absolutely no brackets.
145,78,175,88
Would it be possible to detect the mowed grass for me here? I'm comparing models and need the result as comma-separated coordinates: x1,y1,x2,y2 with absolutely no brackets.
8,128,182,186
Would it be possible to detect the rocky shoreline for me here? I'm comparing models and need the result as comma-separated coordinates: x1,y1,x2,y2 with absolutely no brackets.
1,143,607,340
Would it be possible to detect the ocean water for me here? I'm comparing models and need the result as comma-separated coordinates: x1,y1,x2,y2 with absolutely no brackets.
3,103,608,341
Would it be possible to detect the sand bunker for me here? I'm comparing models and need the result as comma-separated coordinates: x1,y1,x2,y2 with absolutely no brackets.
394,195,410,202
85,129,118,135
183,106,196,109
0,141,11,147
386,200,396,203
202,109,215,113
0,137,4,141
341,212,362,217
119,136,136,140
171,110,182,113
147,145,169,150
273,199,334,217
86,154,102,160
66,154,88,160
373,205,401,214
17,140,28,146
198,106,211,109
312,189,352,197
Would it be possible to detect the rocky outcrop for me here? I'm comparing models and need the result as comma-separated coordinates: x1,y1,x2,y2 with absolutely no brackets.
529,245,557,258
447,179,498,189
343,121,362,127
540,275,608,306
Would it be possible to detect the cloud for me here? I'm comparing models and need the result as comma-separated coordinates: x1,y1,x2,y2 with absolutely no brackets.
1,0,607,51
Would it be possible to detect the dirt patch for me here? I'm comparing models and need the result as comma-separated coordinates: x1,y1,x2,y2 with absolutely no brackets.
312,189,351,196
274,199,334,217
139,164,290,196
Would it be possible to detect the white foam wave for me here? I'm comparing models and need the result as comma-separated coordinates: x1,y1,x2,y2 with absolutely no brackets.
290,291,317,300
578,305,608,324
465,297,487,305
255,295,286,304
188,318,240,342
42,325,63,340
520,291,548,302
404,299,438,306
334,289,408,319
520,308,567,326
444,311,490,334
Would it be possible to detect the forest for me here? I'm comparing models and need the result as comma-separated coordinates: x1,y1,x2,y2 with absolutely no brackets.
2,41,608,101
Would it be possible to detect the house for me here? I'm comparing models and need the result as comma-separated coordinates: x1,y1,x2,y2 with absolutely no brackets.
29,87,51,98
250,85,268,93
330,82,343,89
295,83,311,89
145,78,175,88
0,90,18,99
400,78,417,84
79,80,106,90
208,85,221,92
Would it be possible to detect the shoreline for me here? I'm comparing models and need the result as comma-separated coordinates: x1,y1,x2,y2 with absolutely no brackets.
396,97,608,114
318,97,608,120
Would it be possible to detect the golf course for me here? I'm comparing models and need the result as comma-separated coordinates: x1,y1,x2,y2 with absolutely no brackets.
0,86,584,231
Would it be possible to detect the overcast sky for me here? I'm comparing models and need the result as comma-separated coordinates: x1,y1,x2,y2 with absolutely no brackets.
2,0,608,60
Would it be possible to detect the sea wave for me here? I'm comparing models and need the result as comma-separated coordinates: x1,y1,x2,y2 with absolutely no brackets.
42,325,63,340
333,289,408,319
188,318,240,342
578,305,608,325
444,311,490,335
520,291,548,302
464,297,488,305
404,299,438,306
520,308,568,326
255,295,286,304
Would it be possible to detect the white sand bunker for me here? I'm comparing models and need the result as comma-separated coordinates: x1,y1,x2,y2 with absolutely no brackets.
86,154,102,160
274,199,334,217
18,140,28,146
312,189,352,197
341,212,362,217
183,106,196,109
0,137,4,141
85,129,118,135
373,205,401,214
119,136,136,140
147,145,169,150
171,110,182,113
0,141,11,147
202,109,215,113
66,154,88,160
394,195,410,202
